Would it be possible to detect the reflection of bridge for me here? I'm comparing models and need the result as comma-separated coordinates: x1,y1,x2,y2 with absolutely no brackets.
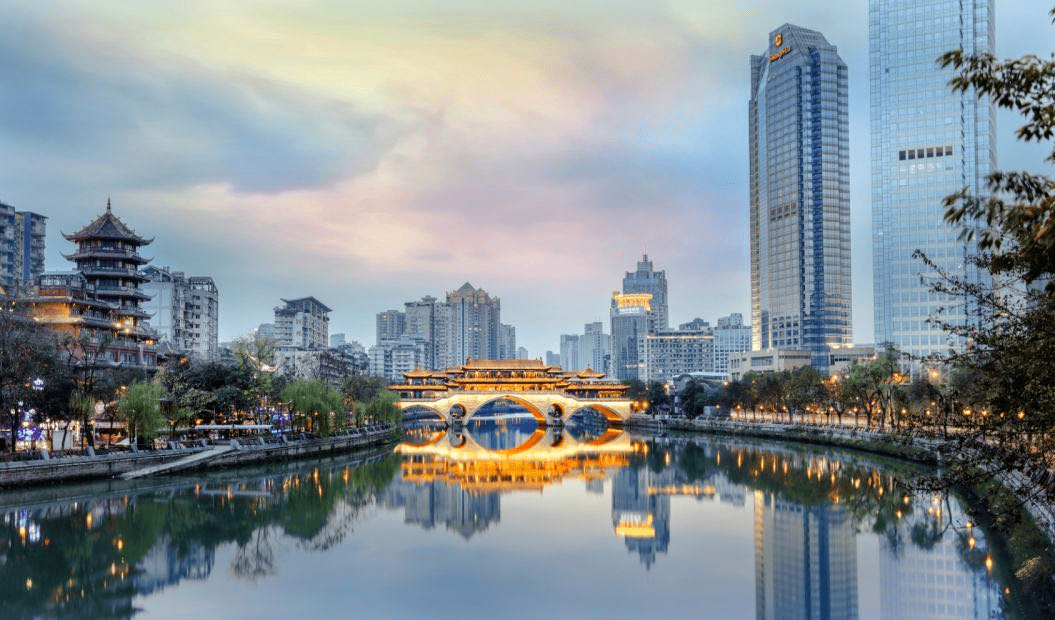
395,426,643,493
389,359,637,425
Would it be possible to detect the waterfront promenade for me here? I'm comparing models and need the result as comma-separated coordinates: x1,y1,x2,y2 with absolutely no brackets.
628,413,1055,545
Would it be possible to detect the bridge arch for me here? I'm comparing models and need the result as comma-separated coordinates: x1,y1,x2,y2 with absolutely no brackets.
570,404,625,425
468,395,546,424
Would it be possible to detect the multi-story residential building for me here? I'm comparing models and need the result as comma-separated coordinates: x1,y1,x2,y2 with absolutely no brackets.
713,313,752,375
274,297,330,350
622,254,668,333
141,266,219,361
610,292,651,381
14,211,46,290
750,24,852,371
0,203,46,294
582,321,609,373
870,0,994,366
434,282,501,367
0,202,13,292
498,323,516,359
559,334,581,372
376,309,406,344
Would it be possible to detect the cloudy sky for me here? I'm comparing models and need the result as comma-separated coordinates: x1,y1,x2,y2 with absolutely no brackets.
1,1,1050,356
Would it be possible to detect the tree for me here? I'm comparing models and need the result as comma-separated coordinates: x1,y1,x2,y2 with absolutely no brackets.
281,380,343,437
919,7,1055,506
0,306,63,451
361,390,402,425
939,11,1055,290
118,381,164,448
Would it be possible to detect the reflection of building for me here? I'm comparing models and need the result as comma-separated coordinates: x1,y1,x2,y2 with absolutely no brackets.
383,476,500,540
611,466,672,569
133,535,214,595
879,503,999,620
750,25,852,370
871,0,994,365
754,491,858,620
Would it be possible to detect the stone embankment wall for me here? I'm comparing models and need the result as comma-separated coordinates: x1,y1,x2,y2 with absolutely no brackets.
0,425,397,488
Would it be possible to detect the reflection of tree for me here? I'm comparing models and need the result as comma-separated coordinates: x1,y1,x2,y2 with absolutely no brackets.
231,528,276,581
0,451,401,618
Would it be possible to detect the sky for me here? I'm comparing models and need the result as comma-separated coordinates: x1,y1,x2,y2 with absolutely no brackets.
1,1,1051,357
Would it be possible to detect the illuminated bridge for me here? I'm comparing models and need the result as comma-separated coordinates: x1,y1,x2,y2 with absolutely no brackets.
395,425,644,493
389,359,638,426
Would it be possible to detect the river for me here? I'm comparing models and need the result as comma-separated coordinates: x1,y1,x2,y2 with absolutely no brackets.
0,417,1051,619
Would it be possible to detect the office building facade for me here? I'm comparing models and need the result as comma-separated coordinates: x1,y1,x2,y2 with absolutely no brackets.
870,0,995,364
750,24,852,369
623,254,668,333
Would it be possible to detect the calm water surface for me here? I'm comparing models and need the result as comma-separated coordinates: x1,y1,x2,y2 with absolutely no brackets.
0,418,1051,620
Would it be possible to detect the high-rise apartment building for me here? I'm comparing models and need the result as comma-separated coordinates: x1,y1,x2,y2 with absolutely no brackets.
870,0,995,364
376,309,406,344
0,203,46,293
436,283,501,367
750,25,852,370
274,297,330,350
141,266,220,361
622,255,668,333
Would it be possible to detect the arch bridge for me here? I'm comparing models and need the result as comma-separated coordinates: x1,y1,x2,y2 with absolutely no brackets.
389,359,637,426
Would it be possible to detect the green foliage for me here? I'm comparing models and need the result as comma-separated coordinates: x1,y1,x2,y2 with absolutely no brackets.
118,381,164,443
281,380,344,436
939,10,1055,288
361,389,402,425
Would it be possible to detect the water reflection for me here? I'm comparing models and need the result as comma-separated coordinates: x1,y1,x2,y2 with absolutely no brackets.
0,425,1049,620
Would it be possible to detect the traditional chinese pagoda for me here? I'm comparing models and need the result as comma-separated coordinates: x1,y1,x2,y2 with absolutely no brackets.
51,200,157,368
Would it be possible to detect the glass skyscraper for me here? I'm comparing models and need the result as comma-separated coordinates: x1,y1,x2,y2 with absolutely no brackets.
749,24,852,369
870,0,995,364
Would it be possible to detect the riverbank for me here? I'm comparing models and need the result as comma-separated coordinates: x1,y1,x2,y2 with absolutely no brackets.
0,424,399,488
627,414,1055,545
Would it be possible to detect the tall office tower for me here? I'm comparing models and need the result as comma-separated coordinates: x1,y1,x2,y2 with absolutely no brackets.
870,0,994,364
274,297,330,349
750,25,852,369
622,254,668,333
376,309,406,343
754,491,859,620
611,292,651,381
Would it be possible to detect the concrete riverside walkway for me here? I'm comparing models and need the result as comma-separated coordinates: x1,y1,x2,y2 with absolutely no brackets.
120,444,235,479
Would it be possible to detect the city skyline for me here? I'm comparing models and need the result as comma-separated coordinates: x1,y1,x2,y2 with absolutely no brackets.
0,1,1048,357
